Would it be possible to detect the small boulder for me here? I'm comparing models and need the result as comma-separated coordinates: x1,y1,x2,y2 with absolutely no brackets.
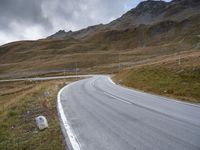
35,116,48,130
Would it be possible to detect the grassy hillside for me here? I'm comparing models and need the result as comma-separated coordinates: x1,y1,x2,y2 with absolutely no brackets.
0,14,199,79
114,50,200,102
0,1,199,80
0,11,199,75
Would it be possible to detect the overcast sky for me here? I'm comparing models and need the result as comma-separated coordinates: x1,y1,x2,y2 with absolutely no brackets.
0,0,171,45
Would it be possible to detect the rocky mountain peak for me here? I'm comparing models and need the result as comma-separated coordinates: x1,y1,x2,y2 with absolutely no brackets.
57,30,66,33
48,0,200,39
171,0,200,6
48,30,67,39
136,0,167,9
129,0,167,15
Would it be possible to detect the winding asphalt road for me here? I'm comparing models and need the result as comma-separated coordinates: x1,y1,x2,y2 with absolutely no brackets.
58,75,200,150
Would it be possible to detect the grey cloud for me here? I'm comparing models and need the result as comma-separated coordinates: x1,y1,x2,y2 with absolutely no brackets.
0,0,52,32
42,0,130,31
1,0,169,45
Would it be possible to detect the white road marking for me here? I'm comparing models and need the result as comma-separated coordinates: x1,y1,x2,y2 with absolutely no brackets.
108,77,116,85
57,84,81,150
103,92,131,105
107,77,200,108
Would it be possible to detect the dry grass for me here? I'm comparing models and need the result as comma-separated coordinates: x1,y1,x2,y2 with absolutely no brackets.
0,79,77,150
114,50,200,103
0,14,199,78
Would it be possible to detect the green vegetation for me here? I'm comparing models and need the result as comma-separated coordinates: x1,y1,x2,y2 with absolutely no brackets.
0,79,73,150
114,53,200,103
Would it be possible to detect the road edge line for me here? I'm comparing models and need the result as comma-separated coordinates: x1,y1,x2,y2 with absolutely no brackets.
57,84,81,150
108,76,200,108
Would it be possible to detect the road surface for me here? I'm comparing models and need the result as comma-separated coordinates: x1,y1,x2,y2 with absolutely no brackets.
58,75,200,150
0,75,94,82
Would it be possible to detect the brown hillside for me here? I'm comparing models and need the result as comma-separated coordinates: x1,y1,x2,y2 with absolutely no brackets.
0,0,199,79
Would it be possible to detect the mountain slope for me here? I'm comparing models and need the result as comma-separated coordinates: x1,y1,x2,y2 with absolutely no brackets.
108,0,200,28
0,0,199,79
48,0,200,39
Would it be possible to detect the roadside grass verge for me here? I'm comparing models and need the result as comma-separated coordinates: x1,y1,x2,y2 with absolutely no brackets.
114,64,200,103
0,79,75,150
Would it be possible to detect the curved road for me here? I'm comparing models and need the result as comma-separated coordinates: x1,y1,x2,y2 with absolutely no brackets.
58,75,200,150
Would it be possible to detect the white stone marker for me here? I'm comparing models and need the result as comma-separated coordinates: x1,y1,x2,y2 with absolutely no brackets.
35,116,48,130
